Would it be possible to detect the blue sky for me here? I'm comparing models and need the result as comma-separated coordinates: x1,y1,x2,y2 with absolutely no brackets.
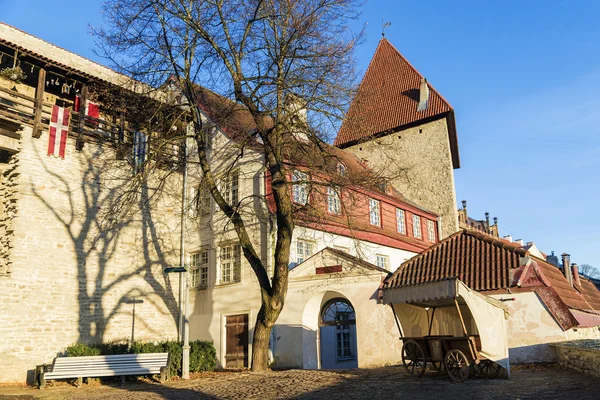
2,0,599,268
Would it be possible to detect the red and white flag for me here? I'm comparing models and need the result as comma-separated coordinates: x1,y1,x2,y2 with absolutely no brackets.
75,95,100,125
47,105,71,159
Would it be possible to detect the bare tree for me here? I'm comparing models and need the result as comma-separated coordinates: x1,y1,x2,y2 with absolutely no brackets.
95,0,363,370
579,264,599,279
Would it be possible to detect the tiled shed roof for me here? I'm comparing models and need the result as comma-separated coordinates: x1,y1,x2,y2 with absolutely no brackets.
384,230,600,321
384,230,523,291
335,39,460,168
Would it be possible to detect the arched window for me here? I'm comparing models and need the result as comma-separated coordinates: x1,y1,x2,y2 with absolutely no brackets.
320,299,356,361
320,299,356,326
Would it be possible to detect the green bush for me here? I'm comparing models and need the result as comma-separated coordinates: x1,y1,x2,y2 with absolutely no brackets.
190,340,217,372
65,340,216,377
65,342,101,357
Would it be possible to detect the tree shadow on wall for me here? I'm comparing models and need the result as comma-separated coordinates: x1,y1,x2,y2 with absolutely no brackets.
32,143,181,346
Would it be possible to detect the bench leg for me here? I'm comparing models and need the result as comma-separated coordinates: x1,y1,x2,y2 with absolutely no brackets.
77,377,83,387
38,373,46,389
160,366,168,383
121,376,126,385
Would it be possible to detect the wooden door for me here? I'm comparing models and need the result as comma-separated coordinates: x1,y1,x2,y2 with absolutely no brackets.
225,314,248,368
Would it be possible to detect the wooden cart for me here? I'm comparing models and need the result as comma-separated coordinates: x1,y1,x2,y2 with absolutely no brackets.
383,279,509,382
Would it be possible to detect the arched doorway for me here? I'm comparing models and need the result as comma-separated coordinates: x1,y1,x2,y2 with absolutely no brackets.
319,298,358,369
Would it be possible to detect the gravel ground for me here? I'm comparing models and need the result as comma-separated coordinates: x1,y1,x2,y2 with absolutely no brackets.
0,364,599,400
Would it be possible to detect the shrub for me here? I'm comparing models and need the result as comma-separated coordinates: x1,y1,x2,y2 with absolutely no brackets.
65,343,101,357
65,339,216,377
190,340,217,372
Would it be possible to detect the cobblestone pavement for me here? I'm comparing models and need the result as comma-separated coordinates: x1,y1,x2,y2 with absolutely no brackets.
1,365,599,400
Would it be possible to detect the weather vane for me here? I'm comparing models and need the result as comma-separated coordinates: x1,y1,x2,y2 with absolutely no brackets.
382,17,391,38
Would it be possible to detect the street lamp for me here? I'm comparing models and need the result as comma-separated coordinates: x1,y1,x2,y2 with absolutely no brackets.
164,126,190,380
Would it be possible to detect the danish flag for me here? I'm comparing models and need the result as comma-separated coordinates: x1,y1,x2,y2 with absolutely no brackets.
47,105,71,159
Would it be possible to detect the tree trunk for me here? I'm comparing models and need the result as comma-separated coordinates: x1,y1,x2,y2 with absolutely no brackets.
251,302,282,371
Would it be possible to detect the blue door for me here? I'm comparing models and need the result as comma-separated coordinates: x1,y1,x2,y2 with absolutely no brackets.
319,299,358,369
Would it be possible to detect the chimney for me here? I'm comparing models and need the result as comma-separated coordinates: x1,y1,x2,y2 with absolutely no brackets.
503,235,513,243
514,239,524,246
562,253,573,287
462,199,467,210
417,78,430,111
493,217,498,225
572,263,581,287
485,212,490,232
526,241,533,246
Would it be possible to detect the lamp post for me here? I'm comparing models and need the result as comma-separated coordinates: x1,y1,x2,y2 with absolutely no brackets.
179,128,190,379
165,126,190,380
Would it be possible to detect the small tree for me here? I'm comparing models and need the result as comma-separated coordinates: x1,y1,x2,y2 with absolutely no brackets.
579,264,599,279
96,0,363,371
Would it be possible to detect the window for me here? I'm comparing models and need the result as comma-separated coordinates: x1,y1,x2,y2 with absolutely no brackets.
292,170,308,205
222,172,239,206
396,208,406,234
190,250,209,289
427,220,436,242
321,300,356,362
220,244,241,284
376,255,389,270
412,214,422,239
132,131,148,173
189,183,211,217
337,162,346,176
296,240,314,264
327,186,341,214
199,184,212,215
369,198,380,226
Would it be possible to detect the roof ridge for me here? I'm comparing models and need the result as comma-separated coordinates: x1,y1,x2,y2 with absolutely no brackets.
464,229,529,256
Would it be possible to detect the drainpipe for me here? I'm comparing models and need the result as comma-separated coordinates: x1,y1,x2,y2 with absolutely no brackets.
561,253,573,287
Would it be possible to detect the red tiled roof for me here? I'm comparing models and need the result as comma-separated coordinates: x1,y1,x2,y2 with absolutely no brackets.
581,278,600,310
383,230,600,328
384,230,522,291
532,259,593,311
335,39,460,168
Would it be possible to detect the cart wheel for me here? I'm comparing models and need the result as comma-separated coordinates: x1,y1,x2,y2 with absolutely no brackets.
432,361,447,375
402,340,427,377
476,360,502,379
444,349,470,382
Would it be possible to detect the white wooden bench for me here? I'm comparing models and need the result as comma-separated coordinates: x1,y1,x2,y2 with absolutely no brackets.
38,353,170,387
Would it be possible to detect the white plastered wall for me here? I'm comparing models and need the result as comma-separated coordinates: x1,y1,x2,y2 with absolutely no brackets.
489,292,600,363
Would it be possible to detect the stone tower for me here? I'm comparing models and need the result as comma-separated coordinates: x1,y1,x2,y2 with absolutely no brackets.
335,39,460,238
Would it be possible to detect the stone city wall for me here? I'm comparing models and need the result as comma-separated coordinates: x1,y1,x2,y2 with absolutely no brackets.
0,126,182,383
552,341,600,377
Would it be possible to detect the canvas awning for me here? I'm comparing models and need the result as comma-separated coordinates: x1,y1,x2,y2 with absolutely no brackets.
383,279,510,372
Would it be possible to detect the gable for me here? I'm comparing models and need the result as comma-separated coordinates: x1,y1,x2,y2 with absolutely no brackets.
290,248,388,279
